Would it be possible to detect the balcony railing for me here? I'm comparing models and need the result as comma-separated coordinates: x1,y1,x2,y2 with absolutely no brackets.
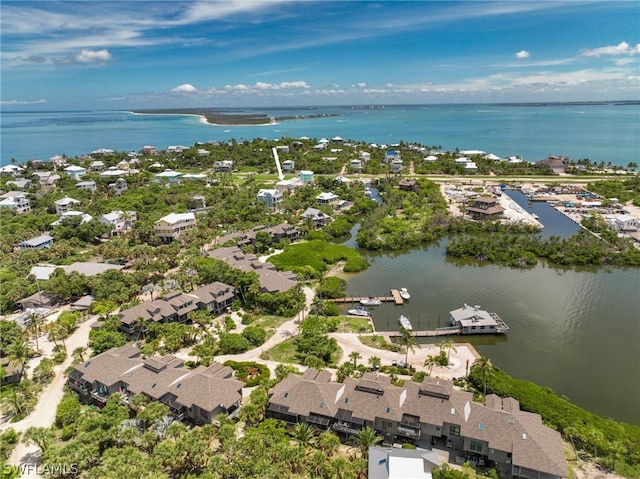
90,389,109,403
332,421,362,434
397,425,421,439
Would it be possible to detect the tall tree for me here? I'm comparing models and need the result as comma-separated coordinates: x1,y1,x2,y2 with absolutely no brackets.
397,327,419,365
349,426,382,460
472,356,494,395
349,351,361,369
6,337,34,381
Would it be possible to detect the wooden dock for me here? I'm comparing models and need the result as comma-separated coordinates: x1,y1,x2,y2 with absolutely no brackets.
328,290,404,305
380,327,462,339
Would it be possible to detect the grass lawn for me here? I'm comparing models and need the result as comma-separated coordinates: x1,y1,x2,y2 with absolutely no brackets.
336,315,373,333
254,315,293,341
260,337,299,363
359,334,401,352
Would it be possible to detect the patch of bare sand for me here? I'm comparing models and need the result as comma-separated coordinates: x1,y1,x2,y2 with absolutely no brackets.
571,460,625,479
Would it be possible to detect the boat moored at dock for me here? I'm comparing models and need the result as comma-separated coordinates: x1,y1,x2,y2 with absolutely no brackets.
360,297,382,306
398,314,413,330
348,307,371,317
399,288,410,300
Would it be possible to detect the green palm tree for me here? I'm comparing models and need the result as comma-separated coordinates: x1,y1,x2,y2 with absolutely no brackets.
349,426,382,460
424,355,438,376
349,351,361,369
25,313,42,352
397,327,419,365
23,426,54,453
292,422,316,450
472,356,494,395
368,356,381,371
442,339,457,363
318,430,341,457
7,337,34,381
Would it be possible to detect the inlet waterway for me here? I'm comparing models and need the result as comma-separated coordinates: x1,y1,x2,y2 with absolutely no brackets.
339,215,640,424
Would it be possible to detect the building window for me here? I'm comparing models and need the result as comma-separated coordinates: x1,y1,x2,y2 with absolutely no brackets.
382,421,393,430
470,440,483,452
450,425,460,436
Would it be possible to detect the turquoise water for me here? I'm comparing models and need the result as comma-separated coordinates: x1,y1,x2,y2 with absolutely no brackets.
2,103,639,166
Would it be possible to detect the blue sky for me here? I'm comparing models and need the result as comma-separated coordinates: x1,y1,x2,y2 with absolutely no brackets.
1,1,639,109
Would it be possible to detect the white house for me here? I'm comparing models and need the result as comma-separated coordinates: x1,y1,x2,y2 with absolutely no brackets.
275,177,304,193
0,165,25,176
108,178,128,195
0,193,31,214
54,196,81,215
89,160,106,171
64,165,87,180
613,214,639,231
316,192,339,206
99,210,137,237
349,159,363,171
359,151,371,162
257,189,283,209
51,211,93,226
76,181,97,193
154,212,196,241
214,160,234,172
282,160,295,171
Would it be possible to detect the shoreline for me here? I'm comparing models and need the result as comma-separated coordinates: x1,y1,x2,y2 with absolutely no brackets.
128,110,279,127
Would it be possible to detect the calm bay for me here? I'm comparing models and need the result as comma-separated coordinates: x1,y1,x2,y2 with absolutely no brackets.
2,102,639,166
340,216,640,424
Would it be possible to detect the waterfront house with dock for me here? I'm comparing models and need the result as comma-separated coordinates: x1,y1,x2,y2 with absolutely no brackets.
449,304,509,334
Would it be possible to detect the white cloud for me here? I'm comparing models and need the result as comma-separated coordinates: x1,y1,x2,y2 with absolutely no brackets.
75,49,112,63
1,98,47,105
222,81,310,93
171,84,198,92
516,50,530,59
355,83,367,88
581,41,640,57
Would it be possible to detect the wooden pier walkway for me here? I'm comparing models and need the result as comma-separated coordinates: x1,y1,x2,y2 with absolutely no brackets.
380,327,462,339
328,289,404,305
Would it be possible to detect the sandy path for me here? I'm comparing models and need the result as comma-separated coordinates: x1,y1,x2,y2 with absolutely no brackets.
3,316,96,478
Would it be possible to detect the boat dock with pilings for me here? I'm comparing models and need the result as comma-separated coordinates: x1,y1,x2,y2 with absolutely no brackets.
380,326,462,339
328,289,405,305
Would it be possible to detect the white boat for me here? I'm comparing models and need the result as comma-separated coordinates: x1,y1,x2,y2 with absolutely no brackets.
399,288,410,300
348,307,371,317
398,315,413,330
360,297,381,306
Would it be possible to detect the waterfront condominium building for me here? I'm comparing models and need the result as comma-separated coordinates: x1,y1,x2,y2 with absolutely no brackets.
267,369,567,479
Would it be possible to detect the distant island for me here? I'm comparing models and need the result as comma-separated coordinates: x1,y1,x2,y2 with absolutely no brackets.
130,108,339,125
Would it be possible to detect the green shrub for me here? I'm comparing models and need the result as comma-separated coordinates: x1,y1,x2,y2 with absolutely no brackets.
242,326,267,347
223,361,270,387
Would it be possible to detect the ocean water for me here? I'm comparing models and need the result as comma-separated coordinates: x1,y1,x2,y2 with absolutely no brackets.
2,103,639,166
